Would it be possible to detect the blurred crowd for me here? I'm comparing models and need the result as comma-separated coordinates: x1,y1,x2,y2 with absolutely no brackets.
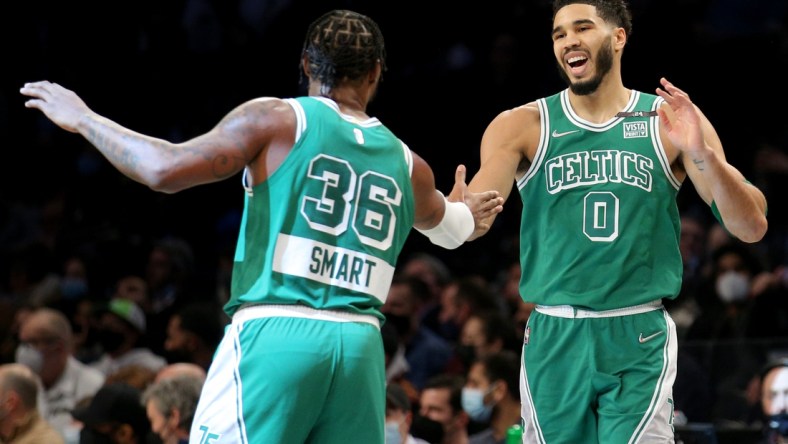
2,0,788,443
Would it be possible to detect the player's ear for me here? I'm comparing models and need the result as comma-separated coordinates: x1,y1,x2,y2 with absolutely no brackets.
301,55,311,79
369,60,382,85
614,27,627,50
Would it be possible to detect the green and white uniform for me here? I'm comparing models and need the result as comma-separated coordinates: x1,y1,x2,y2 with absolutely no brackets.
191,96,415,444
519,89,680,443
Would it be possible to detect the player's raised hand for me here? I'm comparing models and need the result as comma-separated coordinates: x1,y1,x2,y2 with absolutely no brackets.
656,77,705,157
448,164,503,239
20,81,92,133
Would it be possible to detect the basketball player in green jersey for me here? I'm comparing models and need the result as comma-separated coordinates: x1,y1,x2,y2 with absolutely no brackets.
462,1,768,442
20,10,504,444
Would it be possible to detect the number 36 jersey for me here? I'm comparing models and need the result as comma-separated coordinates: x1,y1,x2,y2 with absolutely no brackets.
226,96,415,321
517,89,683,311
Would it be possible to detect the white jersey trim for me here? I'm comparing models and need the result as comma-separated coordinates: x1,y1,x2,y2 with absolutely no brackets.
312,96,382,127
649,97,682,190
518,99,550,190
233,304,380,328
561,89,639,132
401,141,414,178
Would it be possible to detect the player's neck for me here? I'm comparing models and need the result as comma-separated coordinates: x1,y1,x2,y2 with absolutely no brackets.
567,76,629,124
309,82,370,119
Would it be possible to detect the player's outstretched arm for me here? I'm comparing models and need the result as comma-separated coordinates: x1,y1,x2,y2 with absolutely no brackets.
21,81,287,193
656,77,767,242
447,164,504,241
411,153,502,249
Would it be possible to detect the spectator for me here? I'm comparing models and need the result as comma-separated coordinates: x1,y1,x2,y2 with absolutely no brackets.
464,351,521,444
385,382,432,444
155,363,206,384
16,307,104,441
163,303,225,370
382,275,454,390
0,363,64,444
460,310,519,361
141,375,203,444
400,252,452,309
104,365,157,392
419,374,471,444
759,359,788,443
73,382,152,444
89,299,166,376
423,277,499,344
145,238,195,317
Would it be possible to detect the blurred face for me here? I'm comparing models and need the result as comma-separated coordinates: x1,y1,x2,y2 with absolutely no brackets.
382,284,415,317
146,400,177,444
460,316,490,359
763,367,788,415
18,315,65,375
466,362,491,391
147,249,172,289
552,4,619,95
420,387,455,431
114,276,148,308
385,408,408,444
164,315,189,352
717,252,748,276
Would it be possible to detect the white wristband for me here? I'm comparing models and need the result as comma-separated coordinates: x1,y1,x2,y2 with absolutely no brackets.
415,193,474,250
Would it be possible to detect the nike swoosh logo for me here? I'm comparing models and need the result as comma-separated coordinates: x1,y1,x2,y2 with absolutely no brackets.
638,331,664,343
551,129,580,138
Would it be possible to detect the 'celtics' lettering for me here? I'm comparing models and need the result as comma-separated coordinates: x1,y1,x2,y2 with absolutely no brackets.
309,246,377,287
545,149,653,194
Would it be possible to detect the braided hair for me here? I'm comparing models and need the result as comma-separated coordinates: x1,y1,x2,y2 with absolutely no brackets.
301,10,387,94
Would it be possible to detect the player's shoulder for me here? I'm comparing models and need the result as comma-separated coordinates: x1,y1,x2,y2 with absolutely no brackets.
232,97,297,127
243,97,292,113
487,101,541,133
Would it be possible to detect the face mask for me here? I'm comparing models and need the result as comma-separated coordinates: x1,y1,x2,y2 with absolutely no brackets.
15,344,44,374
767,413,788,437
462,386,494,422
384,420,402,444
385,314,411,337
716,271,749,303
410,414,445,443
98,329,126,353
79,427,114,444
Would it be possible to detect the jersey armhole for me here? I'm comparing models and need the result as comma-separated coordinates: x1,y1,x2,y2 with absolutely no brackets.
650,97,682,190
517,98,549,190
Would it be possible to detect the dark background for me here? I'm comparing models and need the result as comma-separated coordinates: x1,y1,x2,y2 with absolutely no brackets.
2,0,787,296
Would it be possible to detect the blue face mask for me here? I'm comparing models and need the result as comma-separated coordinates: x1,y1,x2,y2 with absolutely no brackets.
462,386,494,422
384,420,402,444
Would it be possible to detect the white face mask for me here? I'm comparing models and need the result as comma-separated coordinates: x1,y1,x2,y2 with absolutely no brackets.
716,271,750,303
462,386,494,422
15,344,44,374
384,420,403,444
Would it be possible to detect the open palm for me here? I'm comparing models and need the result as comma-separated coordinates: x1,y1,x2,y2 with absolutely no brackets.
656,77,704,156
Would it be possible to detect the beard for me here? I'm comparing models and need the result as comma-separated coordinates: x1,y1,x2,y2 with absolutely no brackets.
557,41,614,96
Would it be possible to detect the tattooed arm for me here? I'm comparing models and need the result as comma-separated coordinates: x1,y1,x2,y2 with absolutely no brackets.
657,78,767,242
21,81,295,193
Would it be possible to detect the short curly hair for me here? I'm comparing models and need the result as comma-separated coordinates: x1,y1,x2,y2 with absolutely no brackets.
552,0,633,37
301,10,387,91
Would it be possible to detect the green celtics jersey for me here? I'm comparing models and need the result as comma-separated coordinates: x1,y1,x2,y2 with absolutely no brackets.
517,90,682,310
226,96,415,321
